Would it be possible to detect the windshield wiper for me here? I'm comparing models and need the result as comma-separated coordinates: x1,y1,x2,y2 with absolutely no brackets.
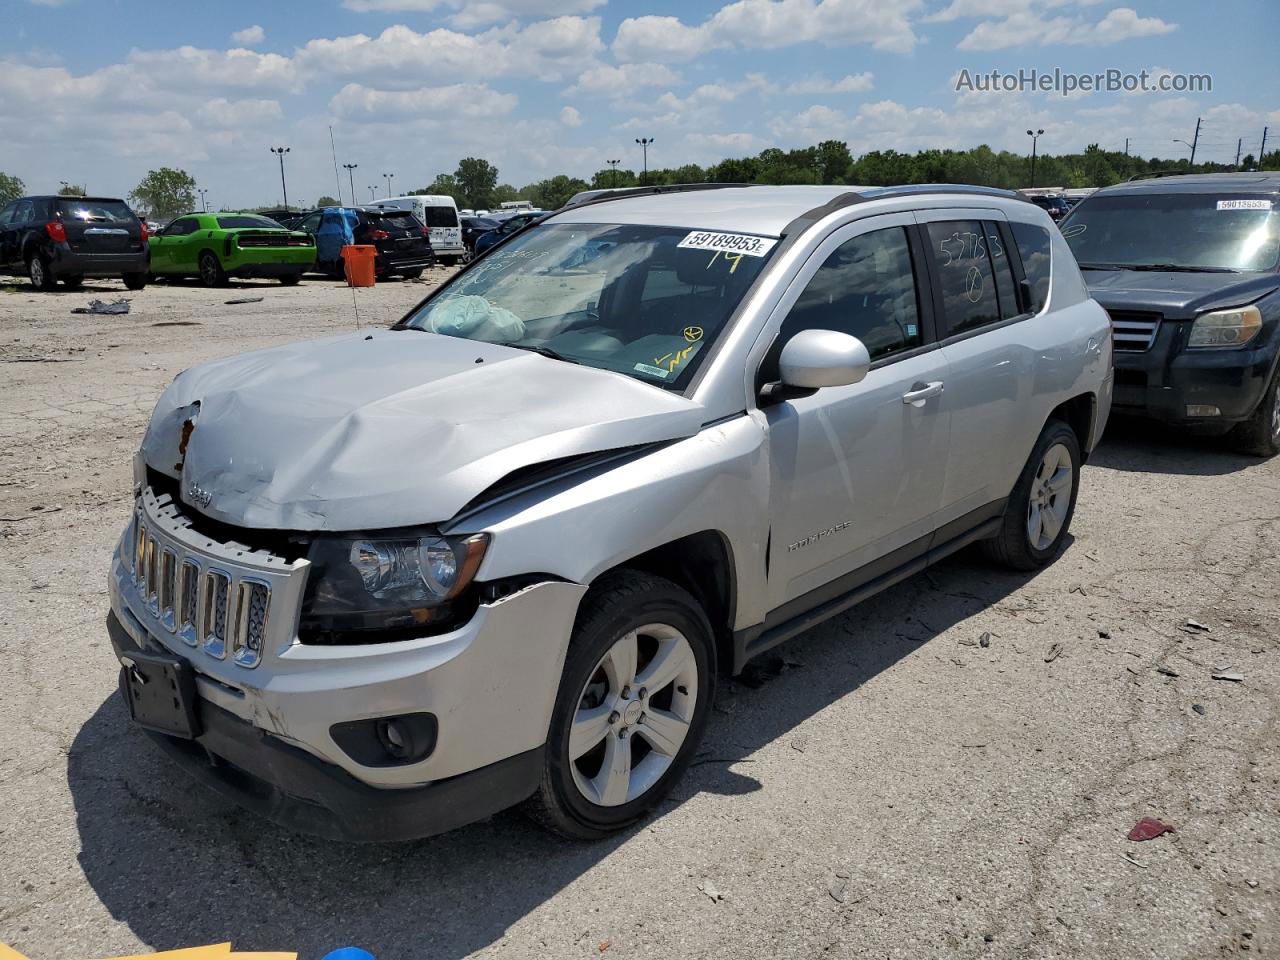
1078,262,1126,271
1102,262,1240,274
498,342,580,364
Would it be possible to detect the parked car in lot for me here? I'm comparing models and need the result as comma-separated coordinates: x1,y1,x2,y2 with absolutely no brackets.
460,215,500,257
292,206,435,279
148,212,314,287
109,183,1111,842
1061,172,1280,456
1028,195,1072,221
375,195,466,264
471,209,545,255
0,195,149,290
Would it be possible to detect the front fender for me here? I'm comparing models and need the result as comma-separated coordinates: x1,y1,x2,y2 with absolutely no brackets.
452,413,772,630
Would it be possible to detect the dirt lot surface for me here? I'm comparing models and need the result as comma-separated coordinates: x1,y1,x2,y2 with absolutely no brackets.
1,272,1277,960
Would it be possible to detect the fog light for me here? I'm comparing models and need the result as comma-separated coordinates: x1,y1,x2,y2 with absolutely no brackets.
1186,404,1221,417
330,712,437,767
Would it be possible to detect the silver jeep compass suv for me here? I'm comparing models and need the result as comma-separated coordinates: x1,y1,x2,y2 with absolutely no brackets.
108,184,1113,841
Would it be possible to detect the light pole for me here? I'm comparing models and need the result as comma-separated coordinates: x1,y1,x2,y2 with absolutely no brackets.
382,172,394,198
635,138,653,185
607,158,620,188
368,185,377,201
59,180,69,193
1026,129,1044,188
270,146,291,212
197,188,209,212
342,163,358,206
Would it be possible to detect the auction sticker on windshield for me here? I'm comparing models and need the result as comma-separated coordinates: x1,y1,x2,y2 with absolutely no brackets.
1217,199,1273,211
678,230,778,257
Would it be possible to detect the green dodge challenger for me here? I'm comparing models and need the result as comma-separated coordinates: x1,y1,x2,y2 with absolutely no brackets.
149,212,315,286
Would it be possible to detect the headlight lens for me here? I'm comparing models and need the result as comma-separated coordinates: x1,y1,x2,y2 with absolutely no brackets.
1188,305,1263,349
301,533,488,643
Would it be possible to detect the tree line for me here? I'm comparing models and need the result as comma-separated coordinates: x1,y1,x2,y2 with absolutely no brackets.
3,141,1277,217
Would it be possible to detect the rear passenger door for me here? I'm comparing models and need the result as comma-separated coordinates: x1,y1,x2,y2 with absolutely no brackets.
762,215,952,614
916,211,1033,525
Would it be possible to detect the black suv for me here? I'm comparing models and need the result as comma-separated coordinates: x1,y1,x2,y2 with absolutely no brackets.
1061,173,1280,456
292,206,435,279
0,195,149,290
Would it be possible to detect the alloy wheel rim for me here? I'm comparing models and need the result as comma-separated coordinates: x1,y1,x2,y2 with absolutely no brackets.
569,622,698,807
1026,442,1073,551
30,259,44,286
1271,387,1280,443
201,257,217,284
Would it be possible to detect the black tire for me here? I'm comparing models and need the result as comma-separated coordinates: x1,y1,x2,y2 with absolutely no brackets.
524,570,716,840
27,254,56,291
198,251,227,288
1229,369,1280,458
983,419,1082,571
61,274,85,289
278,273,302,286
123,272,148,291
400,268,424,280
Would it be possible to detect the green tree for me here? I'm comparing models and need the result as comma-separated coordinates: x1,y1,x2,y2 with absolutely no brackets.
455,157,499,210
815,140,853,184
58,183,86,196
491,183,520,205
524,175,589,210
317,195,339,207
590,167,637,189
0,172,24,205
129,167,197,222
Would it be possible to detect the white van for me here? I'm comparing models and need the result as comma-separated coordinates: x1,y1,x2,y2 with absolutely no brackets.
377,195,465,264
500,200,535,212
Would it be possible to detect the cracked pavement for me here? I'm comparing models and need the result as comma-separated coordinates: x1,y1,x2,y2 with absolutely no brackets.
1,273,1277,959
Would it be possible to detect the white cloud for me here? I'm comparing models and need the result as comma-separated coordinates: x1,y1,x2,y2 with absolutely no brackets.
958,5,1176,50
560,105,584,126
784,72,874,94
329,82,518,119
613,0,922,63
562,62,682,97
340,0,606,28
230,24,265,46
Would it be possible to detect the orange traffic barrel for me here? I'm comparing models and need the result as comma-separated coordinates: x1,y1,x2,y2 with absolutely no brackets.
342,244,376,287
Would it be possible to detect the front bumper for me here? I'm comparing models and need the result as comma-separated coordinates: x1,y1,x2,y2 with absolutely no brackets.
51,246,149,278
1113,322,1278,426
109,489,587,834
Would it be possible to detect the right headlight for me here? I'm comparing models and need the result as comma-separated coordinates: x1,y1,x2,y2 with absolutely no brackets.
300,533,488,644
1188,305,1263,349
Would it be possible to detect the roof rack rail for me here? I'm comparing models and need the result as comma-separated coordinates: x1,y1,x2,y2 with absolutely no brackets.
1126,170,1191,181
561,181,758,210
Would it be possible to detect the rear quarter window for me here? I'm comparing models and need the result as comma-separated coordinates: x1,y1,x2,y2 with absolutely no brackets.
216,215,282,229
1010,221,1052,314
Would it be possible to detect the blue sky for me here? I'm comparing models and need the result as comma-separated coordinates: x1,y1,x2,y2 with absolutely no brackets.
1,0,1276,208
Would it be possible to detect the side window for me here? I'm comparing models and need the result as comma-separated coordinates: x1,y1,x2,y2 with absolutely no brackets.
300,213,322,233
1010,221,1052,314
168,218,195,236
984,221,1020,318
925,220,1002,336
780,226,922,361
0,203,13,226
14,201,35,225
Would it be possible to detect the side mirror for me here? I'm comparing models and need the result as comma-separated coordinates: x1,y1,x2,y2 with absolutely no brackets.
778,329,871,389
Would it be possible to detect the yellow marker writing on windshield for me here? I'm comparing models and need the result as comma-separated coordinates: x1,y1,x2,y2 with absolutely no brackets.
705,250,745,274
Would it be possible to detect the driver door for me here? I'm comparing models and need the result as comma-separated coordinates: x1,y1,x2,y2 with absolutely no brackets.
761,214,953,614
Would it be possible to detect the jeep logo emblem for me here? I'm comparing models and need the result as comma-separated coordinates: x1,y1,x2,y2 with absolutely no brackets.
186,482,213,509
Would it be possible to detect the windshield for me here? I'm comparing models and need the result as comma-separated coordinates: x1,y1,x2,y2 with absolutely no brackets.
56,199,134,223
217,215,283,229
401,222,777,388
1062,193,1279,272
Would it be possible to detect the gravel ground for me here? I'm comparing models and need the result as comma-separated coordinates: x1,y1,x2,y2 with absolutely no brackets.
0,272,1277,960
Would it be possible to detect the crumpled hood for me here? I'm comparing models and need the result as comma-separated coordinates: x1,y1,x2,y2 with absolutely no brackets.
142,329,706,531
1083,270,1280,319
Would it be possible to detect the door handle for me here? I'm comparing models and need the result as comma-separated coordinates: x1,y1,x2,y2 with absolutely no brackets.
902,381,944,407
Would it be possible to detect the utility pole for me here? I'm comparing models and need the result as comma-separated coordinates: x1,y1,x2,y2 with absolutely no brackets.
1189,117,1201,166
1235,138,1243,169
1261,126,1270,168
1124,138,1130,156
342,163,358,206
607,158,620,188
270,146,291,212
635,138,654,185
1026,128,1044,188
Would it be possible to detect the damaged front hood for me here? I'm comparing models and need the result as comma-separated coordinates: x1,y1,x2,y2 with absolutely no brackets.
143,330,706,531
1083,270,1280,319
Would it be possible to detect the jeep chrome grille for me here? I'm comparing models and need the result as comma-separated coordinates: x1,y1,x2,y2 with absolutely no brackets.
124,491,302,670
1108,310,1161,352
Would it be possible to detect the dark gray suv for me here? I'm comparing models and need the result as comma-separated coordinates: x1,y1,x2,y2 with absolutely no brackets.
1061,172,1280,456
0,195,150,290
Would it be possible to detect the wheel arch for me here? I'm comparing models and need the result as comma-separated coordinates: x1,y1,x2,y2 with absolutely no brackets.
1047,392,1097,459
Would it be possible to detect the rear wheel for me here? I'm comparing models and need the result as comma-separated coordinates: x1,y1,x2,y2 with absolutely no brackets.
1229,370,1280,458
400,268,424,280
27,254,56,291
198,251,227,288
123,272,148,291
524,571,715,839
983,419,1081,571
278,273,301,286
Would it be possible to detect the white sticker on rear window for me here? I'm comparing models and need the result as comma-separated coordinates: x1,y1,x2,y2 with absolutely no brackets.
677,231,778,257
1217,199,1273,211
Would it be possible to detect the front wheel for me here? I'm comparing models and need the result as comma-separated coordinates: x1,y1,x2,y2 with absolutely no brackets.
123,272,148,291
983,419,1081,571
1229,371,1280,458
524,571,715,839
198,251,227,288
